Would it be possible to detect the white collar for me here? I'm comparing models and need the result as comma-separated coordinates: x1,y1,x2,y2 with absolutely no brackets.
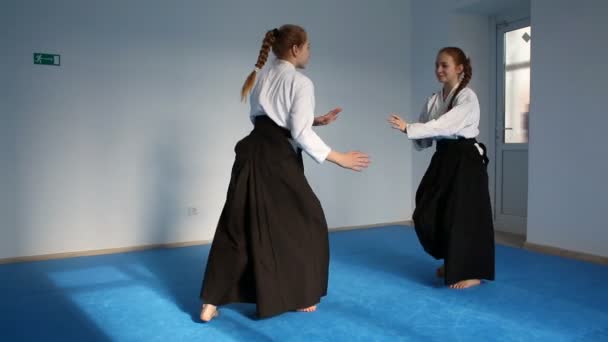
274,58,296,70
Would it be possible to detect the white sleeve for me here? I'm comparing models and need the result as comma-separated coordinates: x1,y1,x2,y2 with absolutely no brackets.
407,90,479,139
289,78,331,163
411,99,433,150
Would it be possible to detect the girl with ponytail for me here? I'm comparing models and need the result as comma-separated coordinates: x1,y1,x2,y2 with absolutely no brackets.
388,47,495,289
200,25,370,321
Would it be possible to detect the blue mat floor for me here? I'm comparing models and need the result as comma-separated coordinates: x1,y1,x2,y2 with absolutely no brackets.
1,225,607,341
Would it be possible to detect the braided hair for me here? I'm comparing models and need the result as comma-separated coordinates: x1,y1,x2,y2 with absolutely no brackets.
240,25,307,102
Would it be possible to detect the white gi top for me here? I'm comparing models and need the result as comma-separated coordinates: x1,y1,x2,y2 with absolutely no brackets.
249,59,331,163
408,84,480,150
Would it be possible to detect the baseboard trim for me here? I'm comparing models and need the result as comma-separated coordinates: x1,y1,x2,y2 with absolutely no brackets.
328,220,412,232
5,222,604,267
0,221,414,265
523,241,608,265
0,239,212,265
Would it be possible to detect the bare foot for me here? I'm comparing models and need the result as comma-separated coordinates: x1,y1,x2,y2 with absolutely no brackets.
297,305,317,313
449,279,481,289
200,304,219,322
436,265,445,278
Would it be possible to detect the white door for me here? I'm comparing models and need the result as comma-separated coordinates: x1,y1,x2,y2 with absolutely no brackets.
495,19,531,236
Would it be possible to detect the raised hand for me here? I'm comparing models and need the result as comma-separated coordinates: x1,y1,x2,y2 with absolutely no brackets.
387,114,408,132
313,107,342,126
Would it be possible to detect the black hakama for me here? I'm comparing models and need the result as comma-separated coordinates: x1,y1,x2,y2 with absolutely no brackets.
200,116,329,318
413,138,495,285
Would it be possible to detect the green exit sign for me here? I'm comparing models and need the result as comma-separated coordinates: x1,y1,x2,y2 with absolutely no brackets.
34,53,60,66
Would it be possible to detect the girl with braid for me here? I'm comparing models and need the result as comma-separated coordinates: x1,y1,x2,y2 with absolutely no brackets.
199,24,370,322
388,47,495,289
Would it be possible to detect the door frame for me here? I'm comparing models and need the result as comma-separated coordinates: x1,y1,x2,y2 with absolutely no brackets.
493,16,531,235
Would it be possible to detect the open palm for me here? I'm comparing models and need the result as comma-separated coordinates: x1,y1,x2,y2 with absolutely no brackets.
313,107,342,126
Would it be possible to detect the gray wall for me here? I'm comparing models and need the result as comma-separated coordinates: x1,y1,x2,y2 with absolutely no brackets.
527,0,608,257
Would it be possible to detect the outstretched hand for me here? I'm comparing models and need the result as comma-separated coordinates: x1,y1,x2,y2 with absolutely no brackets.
327,150,371,172
340,151,370,172
313,107,342,126
388,114,408,132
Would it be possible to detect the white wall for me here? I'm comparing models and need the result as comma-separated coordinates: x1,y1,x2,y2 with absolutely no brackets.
0,0,414,259
527,0,608,257
1,3,21,257
6,0,605,260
